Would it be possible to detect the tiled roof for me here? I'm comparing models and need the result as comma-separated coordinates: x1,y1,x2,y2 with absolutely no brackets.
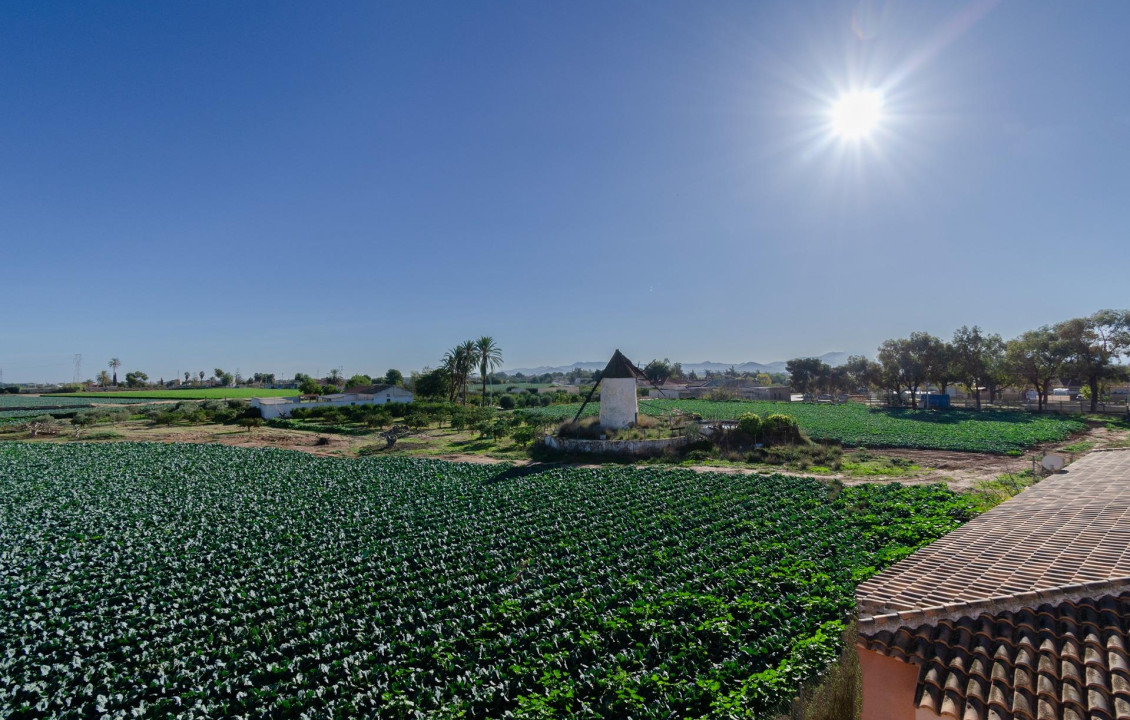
857,450,1130,631
860,593,1130,720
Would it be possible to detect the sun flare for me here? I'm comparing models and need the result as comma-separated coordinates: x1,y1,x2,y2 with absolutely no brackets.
830,90,883,139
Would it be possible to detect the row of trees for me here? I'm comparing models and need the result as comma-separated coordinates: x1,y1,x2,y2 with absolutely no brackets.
786,310,1130,411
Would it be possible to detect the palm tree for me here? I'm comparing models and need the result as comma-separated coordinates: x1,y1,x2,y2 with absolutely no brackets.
198,371,205,384
183,371,190,384
475,336,503,406
441,348,461,403
108,358,121,386
458,340,478,405
442,341,479,404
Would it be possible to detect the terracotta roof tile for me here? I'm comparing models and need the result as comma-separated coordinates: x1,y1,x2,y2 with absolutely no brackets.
860,593,1130,720
858,450,1130,628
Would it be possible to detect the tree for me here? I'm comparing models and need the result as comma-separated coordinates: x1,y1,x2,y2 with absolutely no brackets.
97,370,112,389
108,358,121,386
384,369,404,386
299,376,323,395
1057,310,1130,412
786,358,832,396
475,336,503,407
183,371,190,384
346,374,372,389
198,371,205,383
442,340,479,405
924,339,955,394
124,371,149,388
951,326,1006,410
842,355,881,393
412,367,450,399
329,368,343,385
643,358,673,385
877,332,942,409
1006,327,1067,411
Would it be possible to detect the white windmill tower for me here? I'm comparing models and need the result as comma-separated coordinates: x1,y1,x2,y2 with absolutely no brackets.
572,349,654,430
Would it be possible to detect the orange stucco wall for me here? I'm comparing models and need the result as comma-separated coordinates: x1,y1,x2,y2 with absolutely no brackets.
858,645,921,720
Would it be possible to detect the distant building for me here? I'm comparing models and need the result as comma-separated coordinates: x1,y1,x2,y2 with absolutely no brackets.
746,386,792,402
651,380,687,399
252,385,413,419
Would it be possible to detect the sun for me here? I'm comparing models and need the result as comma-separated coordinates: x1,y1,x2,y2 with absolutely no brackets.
830,90,883,139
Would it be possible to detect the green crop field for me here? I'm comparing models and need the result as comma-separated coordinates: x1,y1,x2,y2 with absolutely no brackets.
0,410,48,426
524,399,1086,453
0,395,145,410
0,443,976,718
50,388,300,400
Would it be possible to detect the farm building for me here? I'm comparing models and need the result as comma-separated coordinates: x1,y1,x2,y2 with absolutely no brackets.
747,385,792,401
651,380,687,399
252,385,412,419
672,382,791,401
855,449,1130,720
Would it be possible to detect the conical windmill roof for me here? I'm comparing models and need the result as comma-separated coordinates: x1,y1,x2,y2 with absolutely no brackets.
601,349,642,379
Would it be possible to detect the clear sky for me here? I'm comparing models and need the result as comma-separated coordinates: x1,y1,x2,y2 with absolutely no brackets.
2,1,1128,383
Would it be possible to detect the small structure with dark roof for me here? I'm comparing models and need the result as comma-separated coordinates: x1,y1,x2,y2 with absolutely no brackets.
598,349,644,429
855,449,1130,720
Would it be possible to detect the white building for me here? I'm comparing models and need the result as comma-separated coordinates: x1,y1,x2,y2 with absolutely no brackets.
252,385,413,419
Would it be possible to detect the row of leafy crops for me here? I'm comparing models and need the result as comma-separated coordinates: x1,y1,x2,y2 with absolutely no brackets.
50,388,300,400
524,400,1085,453
0,443,978,718
0,395,143,409
0,410,51,426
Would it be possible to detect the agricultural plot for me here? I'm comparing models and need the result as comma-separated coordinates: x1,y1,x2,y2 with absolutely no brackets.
0,395,143,409
51,388,300,400
0,410,48,426
0,443,976,718
527,400,1085,453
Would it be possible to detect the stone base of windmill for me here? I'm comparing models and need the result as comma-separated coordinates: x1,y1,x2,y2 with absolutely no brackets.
542,434,690,457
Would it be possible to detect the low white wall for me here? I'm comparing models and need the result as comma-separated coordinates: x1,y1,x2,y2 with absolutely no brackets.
544,435,688,456
600,377,638,429
254,392,412,419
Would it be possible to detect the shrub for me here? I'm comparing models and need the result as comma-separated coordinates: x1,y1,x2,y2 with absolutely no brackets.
27,415,60,436
764,413,803,444
511,425,539,446
737,413,763,439
498,395,516,410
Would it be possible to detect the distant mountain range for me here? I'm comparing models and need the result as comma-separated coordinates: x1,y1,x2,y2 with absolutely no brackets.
507,352,853,377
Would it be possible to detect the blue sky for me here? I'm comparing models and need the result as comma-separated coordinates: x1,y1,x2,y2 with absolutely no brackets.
2,1,1128,382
